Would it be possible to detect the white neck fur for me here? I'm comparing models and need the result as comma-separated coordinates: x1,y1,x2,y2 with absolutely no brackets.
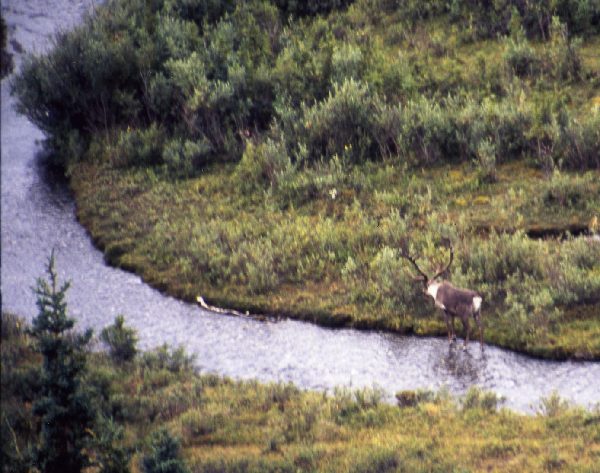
426,282,440,300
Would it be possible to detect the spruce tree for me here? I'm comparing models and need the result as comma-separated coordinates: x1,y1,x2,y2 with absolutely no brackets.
142,429,189,473
30,251,95,473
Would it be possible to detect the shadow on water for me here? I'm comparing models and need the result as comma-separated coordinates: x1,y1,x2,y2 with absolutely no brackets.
30,149,74,210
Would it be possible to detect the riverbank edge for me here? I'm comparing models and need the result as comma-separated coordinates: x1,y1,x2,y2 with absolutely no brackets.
68,167,599,362
5,310,600,473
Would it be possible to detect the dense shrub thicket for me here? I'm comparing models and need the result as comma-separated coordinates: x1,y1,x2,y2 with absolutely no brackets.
13,0,600,172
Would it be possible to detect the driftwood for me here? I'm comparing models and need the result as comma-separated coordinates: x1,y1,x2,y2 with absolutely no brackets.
196,296,252,318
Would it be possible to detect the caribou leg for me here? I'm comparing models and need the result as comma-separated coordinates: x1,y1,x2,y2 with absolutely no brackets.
461,316,470,348
474,311,484,350
444,310,455,342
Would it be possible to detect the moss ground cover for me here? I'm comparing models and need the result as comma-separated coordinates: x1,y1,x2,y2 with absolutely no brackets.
3,312,600,473
12,0,600,358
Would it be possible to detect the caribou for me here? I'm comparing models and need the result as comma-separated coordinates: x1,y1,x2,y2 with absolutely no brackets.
399,243,484,350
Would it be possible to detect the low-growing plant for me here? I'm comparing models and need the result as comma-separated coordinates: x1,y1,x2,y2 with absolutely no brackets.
538,392,571,417
234,137,294,192
142,428,189,473
110,125,165,168
474,138,498,183
541,171,592,208
462,386,505,412
162,137,212,177
100,315,138,364
396,389,436,407
350,447,402,473
503,35,539,78
141,345,196,374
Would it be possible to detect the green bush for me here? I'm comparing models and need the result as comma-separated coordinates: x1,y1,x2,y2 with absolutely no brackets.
399,97,459,165
12,0,156,165
503,36,539,78
551,237,600,305
560,113,600,170
274,155,348,205
141,345,196,374
234,137,294,192
547,16,582,81
331,42,365,84
462,387,505,412
538,392,571,417
142,428,189,473
162,136,212,176
110,125,165,168
100,315,138,364
302,78,379,163
448,0,600,40
395,389,436,407
273,0,355,17
474,138,497,183
367,246,423,315
350,447,402,473
162,0,236,27
230,238,280,294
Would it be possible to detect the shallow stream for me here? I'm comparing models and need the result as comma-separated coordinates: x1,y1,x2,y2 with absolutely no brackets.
2,0,599,413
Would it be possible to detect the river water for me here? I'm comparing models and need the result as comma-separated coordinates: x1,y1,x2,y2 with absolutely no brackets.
2,0,599,413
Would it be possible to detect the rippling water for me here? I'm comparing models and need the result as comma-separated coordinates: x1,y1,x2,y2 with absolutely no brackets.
2,0,599,413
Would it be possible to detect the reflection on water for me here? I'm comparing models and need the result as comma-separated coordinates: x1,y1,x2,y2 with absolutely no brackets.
2,0,599,414
435,345,484,387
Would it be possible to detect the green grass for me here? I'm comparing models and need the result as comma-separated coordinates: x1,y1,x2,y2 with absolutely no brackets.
71,158,600,359
3,313,600,473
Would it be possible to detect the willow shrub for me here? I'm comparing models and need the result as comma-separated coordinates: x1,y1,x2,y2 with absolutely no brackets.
301,78,379,163
398,96,459,165
504,17,583,83
162,136,213,177
539,171,595,209
12,0,159,166
234,137,293,193
273,0,355,17
503,35,540,78
366,246,426,316
559,112,600,170
162,0,237,27
109,124,165,168
552,237,600,305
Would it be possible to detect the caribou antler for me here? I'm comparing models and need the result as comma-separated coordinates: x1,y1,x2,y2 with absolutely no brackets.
398,243,429,282
430,242,454,281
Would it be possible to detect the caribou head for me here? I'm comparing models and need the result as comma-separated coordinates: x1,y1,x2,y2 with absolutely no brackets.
399,242,484,349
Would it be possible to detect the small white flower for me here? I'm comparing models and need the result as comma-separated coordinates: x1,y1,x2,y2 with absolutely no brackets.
329,188,337,200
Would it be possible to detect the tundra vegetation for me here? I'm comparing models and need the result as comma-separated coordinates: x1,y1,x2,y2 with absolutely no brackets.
2,266,600,472
12,0,600,358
